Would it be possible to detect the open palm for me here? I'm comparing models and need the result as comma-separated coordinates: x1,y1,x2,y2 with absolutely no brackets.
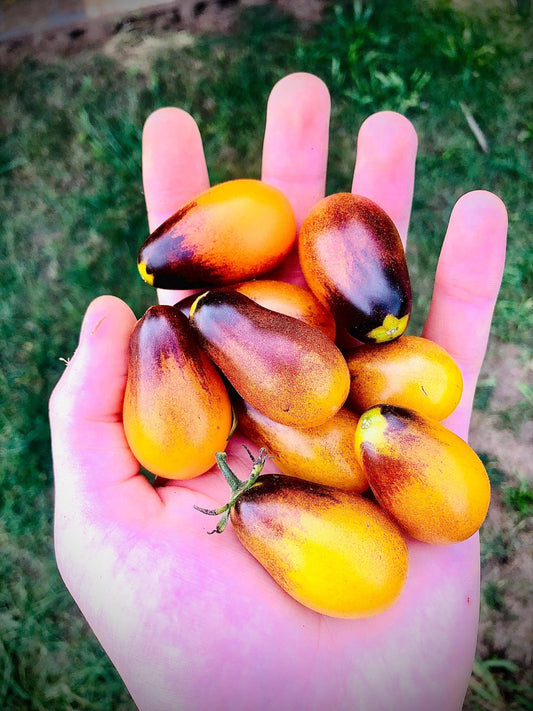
50,73,507,711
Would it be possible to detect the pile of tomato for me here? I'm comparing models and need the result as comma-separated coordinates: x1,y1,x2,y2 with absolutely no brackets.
123,179,490,619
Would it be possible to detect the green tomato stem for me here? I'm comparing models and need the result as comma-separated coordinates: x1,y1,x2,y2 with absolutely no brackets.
215,451,243,490
194,447,270,534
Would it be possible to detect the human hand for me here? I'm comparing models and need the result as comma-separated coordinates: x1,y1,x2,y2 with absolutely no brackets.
50,72,507,711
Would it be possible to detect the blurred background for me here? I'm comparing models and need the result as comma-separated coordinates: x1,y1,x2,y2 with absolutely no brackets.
0,0,531,708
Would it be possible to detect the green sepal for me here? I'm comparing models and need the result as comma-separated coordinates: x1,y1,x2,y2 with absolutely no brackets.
194,447,270,534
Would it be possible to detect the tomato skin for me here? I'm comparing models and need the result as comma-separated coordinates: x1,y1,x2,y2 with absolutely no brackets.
174,279,337,340
235,398,367,492
345,335,463,420
123,305,232,479
355,405,491,544
137,179,296,289
299,193,411,343
233,279,336,340
190,290,350,428
230,474,409,618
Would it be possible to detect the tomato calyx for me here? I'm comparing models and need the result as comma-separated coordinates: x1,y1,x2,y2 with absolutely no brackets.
194,447,270,534
366,314,409,344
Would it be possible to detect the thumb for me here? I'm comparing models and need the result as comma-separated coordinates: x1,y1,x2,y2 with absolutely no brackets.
49,295,140,496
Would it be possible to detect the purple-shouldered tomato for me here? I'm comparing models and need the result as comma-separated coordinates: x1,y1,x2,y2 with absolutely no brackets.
138,179,296,289
299,193,411,343
195,450,409,618
355,405,491,544
123,305,232,479
189,289,350,428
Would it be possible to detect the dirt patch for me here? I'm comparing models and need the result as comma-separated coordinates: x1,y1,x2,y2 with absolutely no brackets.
467,340,533,704
470,340,533,479
0,0,323,65
479,499,533,661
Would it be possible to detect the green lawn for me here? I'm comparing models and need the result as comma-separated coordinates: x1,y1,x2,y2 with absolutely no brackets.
0,1,531,708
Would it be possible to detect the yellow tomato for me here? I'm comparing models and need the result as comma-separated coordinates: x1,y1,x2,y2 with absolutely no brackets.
235,398,367,492
345,335,463,420
195,452,408,618
354,405,490,544
232,475,408,617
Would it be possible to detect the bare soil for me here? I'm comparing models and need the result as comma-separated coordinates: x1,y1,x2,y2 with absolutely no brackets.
0,0,321,64
471,341,533,692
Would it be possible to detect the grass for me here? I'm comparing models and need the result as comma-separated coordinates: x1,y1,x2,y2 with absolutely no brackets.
503,480,533,518
0,0,532,708
469,657,533,711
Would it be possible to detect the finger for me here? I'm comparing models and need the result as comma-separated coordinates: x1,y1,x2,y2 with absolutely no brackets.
262,72,330,227
50,295,146,497
142,107,210,305
143,107,209,231
261,73,330,286
422,190,507,438
352,111,418,245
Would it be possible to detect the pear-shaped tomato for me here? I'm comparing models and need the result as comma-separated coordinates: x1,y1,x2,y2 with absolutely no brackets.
195,451,408,618
346,335,463,420
123,305,232,479
235,398,367,492
137,179,296,289
299,193,411,343
354,405,490,544
189,290,350,428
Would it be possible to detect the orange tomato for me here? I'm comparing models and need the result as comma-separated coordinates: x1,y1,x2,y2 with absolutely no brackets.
123,305,232,479
138,179,296,289
345,335,463,420
354,405,491,544
175,279,336,340
235,398,367,492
